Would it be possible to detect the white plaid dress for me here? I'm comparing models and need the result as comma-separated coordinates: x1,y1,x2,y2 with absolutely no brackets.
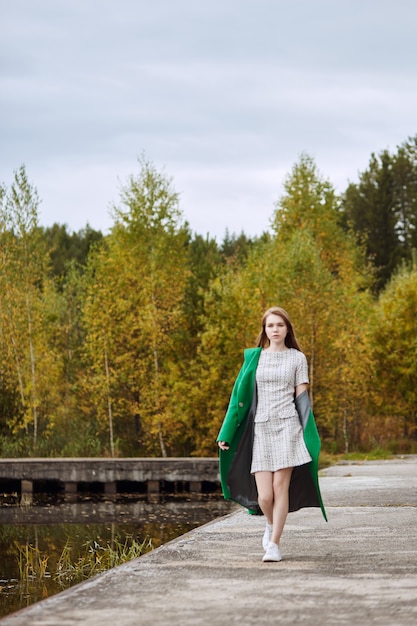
250,349,312,473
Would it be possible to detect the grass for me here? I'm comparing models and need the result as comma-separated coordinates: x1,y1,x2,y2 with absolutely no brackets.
15,535,153,592
318,448,396,469
55,536,153,585
16,543,50,584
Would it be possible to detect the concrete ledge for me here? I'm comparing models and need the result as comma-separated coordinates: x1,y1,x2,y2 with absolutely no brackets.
0,458,220,497
1,457,417,626
0,458,219,482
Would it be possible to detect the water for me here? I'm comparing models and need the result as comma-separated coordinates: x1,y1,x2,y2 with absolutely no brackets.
0,491,234,619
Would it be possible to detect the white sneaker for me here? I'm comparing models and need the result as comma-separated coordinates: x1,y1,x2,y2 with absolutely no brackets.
262,523,272,550
262,541,282,562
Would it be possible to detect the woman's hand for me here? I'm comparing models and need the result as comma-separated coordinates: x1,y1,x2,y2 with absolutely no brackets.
218,441,230,451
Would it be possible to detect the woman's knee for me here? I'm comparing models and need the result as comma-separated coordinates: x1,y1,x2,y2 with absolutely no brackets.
273,468,292,495
255,472,274,507
257,491,274,509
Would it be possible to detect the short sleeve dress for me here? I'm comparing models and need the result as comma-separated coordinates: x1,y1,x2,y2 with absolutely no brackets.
250,348,312,473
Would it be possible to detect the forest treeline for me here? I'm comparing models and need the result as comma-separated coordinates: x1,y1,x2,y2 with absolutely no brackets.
1,137,417,458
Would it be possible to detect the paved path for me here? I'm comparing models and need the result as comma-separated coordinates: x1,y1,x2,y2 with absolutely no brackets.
1,456,417,625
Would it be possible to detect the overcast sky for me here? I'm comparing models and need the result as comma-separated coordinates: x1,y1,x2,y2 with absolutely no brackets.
2,0,417,239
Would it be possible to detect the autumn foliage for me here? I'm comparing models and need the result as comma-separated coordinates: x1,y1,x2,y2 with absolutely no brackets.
1,149,416,458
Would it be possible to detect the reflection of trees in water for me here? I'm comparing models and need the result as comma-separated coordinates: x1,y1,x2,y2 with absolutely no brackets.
0,493,233,525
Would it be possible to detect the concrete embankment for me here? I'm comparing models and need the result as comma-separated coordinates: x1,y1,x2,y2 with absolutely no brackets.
1,456,417,626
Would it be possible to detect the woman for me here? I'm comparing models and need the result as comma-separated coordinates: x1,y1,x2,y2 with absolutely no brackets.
217,306,327,563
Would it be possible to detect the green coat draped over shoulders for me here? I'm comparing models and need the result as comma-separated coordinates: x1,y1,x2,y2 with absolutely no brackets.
217,347,327,521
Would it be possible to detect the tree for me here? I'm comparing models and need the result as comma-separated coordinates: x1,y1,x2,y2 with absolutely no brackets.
392,137,417,257
81,159,190,456
343,151,399,290
180,233,222,359
370,259,417,447
341,136,417,291
272,155,375,450
192,155,374,455
220,230,259,264
0,166,62,450
40,223,103,280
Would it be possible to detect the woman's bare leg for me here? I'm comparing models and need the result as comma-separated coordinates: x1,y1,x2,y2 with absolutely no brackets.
254,471,274,523
271,467,293,545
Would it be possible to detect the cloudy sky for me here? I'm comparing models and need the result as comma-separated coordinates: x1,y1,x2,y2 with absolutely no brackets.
2,0,417,239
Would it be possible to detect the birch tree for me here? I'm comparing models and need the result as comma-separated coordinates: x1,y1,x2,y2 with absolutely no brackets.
82,159,190,456
0,167,62,450
194,155,374,454
370,261,417,447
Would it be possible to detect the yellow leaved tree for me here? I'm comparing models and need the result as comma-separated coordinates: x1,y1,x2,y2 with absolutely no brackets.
81,159,190,456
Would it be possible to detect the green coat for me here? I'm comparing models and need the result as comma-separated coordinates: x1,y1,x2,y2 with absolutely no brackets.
217,347,327,521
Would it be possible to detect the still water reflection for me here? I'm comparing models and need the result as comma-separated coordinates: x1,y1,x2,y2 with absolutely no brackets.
0,491,234,618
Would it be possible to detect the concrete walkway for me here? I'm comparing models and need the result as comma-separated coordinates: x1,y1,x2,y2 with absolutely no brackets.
2,456,417,625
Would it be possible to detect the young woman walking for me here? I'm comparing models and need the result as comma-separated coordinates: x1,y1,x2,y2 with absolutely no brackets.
217,306,327,562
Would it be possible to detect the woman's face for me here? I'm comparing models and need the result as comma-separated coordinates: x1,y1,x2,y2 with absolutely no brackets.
265,314,287,344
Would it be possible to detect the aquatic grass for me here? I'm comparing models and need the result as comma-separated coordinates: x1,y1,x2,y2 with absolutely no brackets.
15,535,153,591
55,535,153,584
16,543,50,584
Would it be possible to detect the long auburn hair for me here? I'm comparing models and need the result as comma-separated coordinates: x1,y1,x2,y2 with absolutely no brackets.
256,306,302,351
